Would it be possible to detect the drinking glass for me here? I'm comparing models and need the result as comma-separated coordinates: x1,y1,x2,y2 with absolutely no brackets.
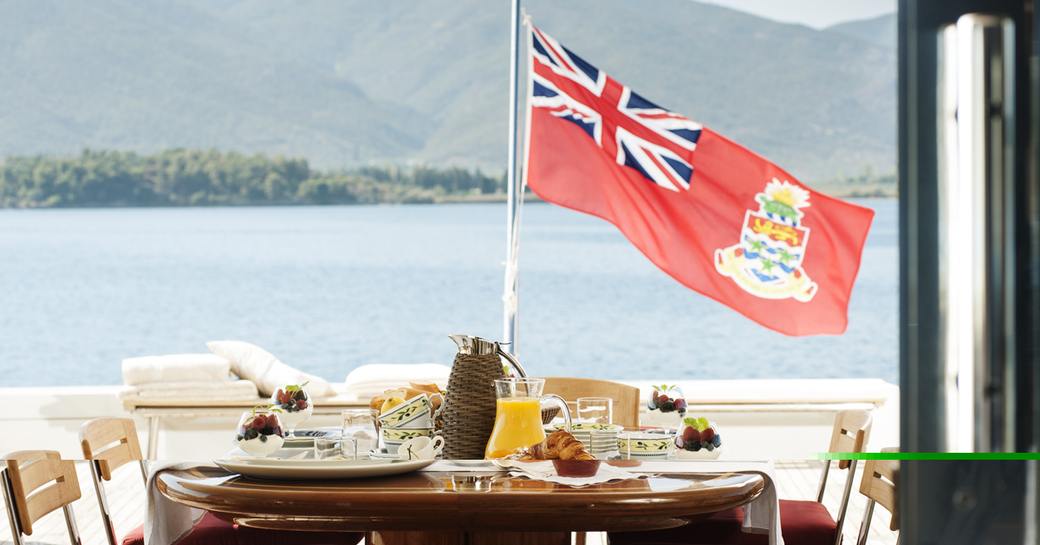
342,409,378,458
577,397,613,425
485,378,571,459
313,434,347,460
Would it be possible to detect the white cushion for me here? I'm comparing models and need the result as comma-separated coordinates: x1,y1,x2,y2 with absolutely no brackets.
343,363,450,399
121,353,231,385
206,340,335,398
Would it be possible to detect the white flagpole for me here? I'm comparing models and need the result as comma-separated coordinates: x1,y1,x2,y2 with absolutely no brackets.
502,0,523,354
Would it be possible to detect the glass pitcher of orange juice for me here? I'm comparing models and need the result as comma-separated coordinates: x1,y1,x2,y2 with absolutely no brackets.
485,378,571,458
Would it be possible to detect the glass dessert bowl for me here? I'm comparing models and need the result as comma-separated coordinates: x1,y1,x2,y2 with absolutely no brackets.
271,383,313,436
236,409,285,457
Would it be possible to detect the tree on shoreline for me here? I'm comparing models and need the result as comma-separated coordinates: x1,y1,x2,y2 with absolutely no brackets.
0,149,504,208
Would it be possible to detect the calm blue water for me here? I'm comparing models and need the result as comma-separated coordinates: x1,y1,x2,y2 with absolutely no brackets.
0,201,897,386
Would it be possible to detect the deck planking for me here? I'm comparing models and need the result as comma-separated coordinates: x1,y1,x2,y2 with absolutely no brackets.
0,460,898,545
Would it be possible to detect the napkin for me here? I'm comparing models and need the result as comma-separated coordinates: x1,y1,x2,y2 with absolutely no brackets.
494,459,641,487
145,460,208,545
628,460,784,545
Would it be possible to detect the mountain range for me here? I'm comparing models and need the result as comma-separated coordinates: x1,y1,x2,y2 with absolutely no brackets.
0,1,896,184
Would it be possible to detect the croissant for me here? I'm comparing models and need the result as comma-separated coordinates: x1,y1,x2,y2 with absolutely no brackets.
539,430,594,461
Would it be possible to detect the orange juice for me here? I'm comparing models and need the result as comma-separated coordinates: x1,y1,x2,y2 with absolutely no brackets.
484,397,546,458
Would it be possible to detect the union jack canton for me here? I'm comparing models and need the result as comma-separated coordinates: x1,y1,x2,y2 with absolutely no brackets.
528,27,703,192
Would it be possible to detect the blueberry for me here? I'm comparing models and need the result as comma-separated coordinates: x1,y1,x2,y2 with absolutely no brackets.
705,442,715,451
712,435,722,447
236,434,244,441
691,442,702,452
259,434,267,442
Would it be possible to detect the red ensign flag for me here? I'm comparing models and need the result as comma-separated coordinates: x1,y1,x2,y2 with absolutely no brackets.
524,26,874,336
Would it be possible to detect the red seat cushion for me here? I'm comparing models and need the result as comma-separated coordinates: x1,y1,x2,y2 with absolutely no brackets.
121,512,361,545
608,500,837,545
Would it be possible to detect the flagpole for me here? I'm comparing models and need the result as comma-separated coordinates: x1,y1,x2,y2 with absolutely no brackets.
502,0,523,354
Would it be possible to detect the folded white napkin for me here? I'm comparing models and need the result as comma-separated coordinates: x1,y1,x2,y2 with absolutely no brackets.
120,379,259,400
631,460,783,545
494,459,639,487
343,363,450,399
146,460,207,545
122,354,231,386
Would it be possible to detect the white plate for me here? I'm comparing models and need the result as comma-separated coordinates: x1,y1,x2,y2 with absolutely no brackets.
214,457,434,480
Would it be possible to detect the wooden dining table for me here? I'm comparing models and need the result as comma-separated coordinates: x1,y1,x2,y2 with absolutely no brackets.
156,463,766,545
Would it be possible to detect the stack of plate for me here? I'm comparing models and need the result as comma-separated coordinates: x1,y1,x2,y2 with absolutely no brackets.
546,423,623,457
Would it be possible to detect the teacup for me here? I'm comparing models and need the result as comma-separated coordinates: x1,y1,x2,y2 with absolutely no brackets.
378,394,443,429
381,426,434,454
397,435,444,460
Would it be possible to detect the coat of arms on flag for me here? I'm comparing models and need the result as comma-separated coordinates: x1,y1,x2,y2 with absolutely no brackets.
523,23,874,336
715,178,818,302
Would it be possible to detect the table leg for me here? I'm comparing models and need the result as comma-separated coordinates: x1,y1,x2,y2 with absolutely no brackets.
370,531,570,545
147,416,160,459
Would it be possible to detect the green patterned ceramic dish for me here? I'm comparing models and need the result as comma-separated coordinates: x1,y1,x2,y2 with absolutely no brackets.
381,427,434,442
617,431,675,456
549,423,624,433
377,395,433,428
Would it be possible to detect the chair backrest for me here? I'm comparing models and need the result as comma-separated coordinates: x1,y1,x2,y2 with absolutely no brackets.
80,418,145,481
2,450,82,543
80,418,148,545
827,410,873,470
816,410,872,545
541,377,641,428
855,449,899,545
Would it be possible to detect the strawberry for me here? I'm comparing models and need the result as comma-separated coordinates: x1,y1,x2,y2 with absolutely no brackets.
701,427,716,444
674,398,687,412
682,426,701,444
296,400,308,410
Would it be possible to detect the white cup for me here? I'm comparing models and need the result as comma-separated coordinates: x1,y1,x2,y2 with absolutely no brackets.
396,435,444,460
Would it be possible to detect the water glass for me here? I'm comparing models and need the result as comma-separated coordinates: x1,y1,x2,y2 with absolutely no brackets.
577,397,613,425
314,435,349,460
342,409,378,457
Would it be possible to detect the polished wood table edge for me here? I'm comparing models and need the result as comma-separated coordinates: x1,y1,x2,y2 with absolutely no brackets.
155,465,766,533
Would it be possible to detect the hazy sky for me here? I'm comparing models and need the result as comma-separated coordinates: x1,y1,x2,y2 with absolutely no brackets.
698,0,897,28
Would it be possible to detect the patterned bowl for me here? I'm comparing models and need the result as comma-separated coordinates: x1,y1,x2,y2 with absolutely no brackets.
378,395,435,429
617,431,675,458
381,426,434,454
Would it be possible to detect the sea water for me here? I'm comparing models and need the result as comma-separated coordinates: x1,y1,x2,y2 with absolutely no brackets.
0,200,897,386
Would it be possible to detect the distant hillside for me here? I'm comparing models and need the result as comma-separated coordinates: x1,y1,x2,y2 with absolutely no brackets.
827,13,897,50
0,1,896,185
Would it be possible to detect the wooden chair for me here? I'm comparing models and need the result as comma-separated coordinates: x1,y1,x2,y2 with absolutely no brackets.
2,450,83,545
80,417,360,545
541,377,641,428
854,449,899,545
608,409,873,545
540,378,640,545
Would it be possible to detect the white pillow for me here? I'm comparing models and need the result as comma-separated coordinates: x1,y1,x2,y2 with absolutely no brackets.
206,340,336,398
